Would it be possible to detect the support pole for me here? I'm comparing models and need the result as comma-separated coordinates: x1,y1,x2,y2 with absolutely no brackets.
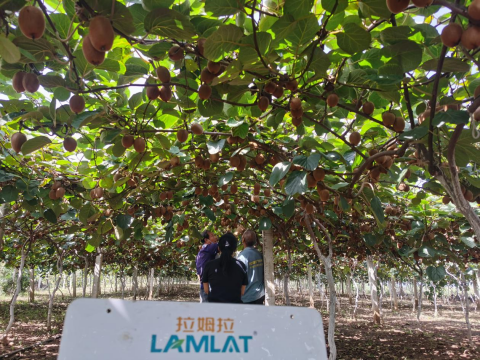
263,229,275,306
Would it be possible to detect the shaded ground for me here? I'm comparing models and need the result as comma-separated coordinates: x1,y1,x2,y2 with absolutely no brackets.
0,285,478,359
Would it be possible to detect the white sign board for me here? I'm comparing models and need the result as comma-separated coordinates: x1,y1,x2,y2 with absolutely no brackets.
58,299,327,360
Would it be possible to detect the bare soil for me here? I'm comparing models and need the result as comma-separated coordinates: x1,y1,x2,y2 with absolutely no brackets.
0,286,478,359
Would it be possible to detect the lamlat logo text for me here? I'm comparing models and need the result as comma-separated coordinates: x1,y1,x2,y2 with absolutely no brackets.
150,334,253,353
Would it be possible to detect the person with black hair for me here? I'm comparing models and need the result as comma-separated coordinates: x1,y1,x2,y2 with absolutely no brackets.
202,232,248,303
237,229,265,304
195,230,218,302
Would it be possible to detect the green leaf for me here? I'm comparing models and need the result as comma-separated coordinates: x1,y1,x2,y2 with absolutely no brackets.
321,0,348,13
292,153,320,171
21,136,51,155
385,40,423,73
282,198,295,218
418,245,436,257
232,122,249,139
308,47,331,75
39,75,65,88
117,214,134,229
286,14,320,54
370,196,385,226
72,111,102,129
198,98,224,117
432,110,469,127
218,172,234,186
205,0,245,16
421,58,470,73
43,209,57,224
142,0,175,11
364,234,377,247
0,35,21,64
13,37,56,62
460,236,476,248
144,8,195,40
284,0,314,19
359,0,391,18
336,23,371,55
269,162,292,186
85,243,96,252
204,25,244,61
426,265,446,282
203,208,216,221
0,185,19,203
89,234,102,247
398,125,428,140
285,171,307,195
259,216,272,230
207,139,225,154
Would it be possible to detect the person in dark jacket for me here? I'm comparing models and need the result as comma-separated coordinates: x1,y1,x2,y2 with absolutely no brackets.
195,230,218,302
202,232,247,303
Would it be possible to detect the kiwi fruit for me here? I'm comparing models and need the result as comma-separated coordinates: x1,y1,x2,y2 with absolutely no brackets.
461,26,480,50
18,6,45,40
272,84,284,98
63,137,77,152
398,183,410,192
177,129,189,143
22,73,39,93
170,156,180,167
264,81,276,94
207,61,221,75
191,123,203,135
441,23,463,47
52,181,62,191
349,132,361,146
442,195,451,205
469,0,480,20
159,86,172,102
305,203,314,214
464,190,474,202
202,159,211,170
195,155,204,168
146,85,160,100
258,96,269,111
122,135,134,148
95,187,104,198
197,38,206,56
291,107,303,119
56,187,66,198
255,153,265,165
307,174,317,188
370,167,381,182
168,46,184,61
382,112,396,126
11,132,27,153
285,79,298,92
200,68,215,84
254,182,261,195
290,98,302,110
49,189,58,200
69,95,85,114
292,117,302,127
393,117,405,132
319,189,330,202
12,72,26,93
83,34,105,65
326,94,339,107
156,66,171,83
230,184,238,194
89,16,115,52
386,0,410,14
313,168,325,181
230,155,241,168
412,0,433,7
134,137,146,153
362,101,375,115
198,84,212,100
210,153,220,162
369,149,378,156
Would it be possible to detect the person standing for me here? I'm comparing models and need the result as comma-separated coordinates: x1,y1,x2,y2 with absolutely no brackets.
237,229,265,304
195,230,218,302
202,232,247,303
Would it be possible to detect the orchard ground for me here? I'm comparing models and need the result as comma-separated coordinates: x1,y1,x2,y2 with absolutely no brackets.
0,285,478,360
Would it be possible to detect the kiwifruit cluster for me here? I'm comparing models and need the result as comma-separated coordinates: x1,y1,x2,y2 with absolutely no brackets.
82,16,115,66
159,190,174,202
398,183,410,192
194,154,212,170
367,150,395,182
258,77,298,113
290,97,303,127
229,154,247,171
49,181,66,200
18,6,45,40
381,112,404,132
360,223,371,232
69,95,85,114
10,132,27,153
90,187,104,199
121,135,146,153
306,167,326,189
385,205,401,216
386,0,432,14
146,83,172,102
317,183,330,202
12,71,40,94
198,60,224,100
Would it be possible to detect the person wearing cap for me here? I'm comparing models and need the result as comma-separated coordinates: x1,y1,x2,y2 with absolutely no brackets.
237,229,265,304
202,232,247,303
195,230,218,302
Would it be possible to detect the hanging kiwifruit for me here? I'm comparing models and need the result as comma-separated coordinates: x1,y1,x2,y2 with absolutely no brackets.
442,195,451,204
168,46,184,61
386,0,410,14
382,112,396,126
258,96,269,112
441,23,463,47
272,84,284,98
313,168,325,181
229,155,240,168
255,153,265,165
393,117,405,132
156,66,171,83
254,182,261,195
170,156,180,167
198,84,212,100
305,203,314,214
159,86,172,102
146,85,160,100
56,187,66,198
69,95,85,114
11,132,27,153
285,79,298,92
122,135,134,148
292,117,302,127
197,38,206,56
12,72,26,93
89,16,115,52
49,189,57,200
200,68,215,84
63,137,77,152
18,6,45,40
460,26,480,50
464,190,474,202
177,129,189,143
349,132,361,146
264,81,276,94
195,155,204,168
207,61,221,75
134,137,146,153
290,98,302,110
326,94,339,107
307,174,317,188
468,0,480,21
210,153,219,162
230,184,238,194
22,73,39,93
82,34,105,65
362,101,375,115
318,189,329,202
191,123,203,135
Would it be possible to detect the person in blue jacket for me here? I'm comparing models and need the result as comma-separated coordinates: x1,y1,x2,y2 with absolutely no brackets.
195,230,218,302
237,230,265,304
